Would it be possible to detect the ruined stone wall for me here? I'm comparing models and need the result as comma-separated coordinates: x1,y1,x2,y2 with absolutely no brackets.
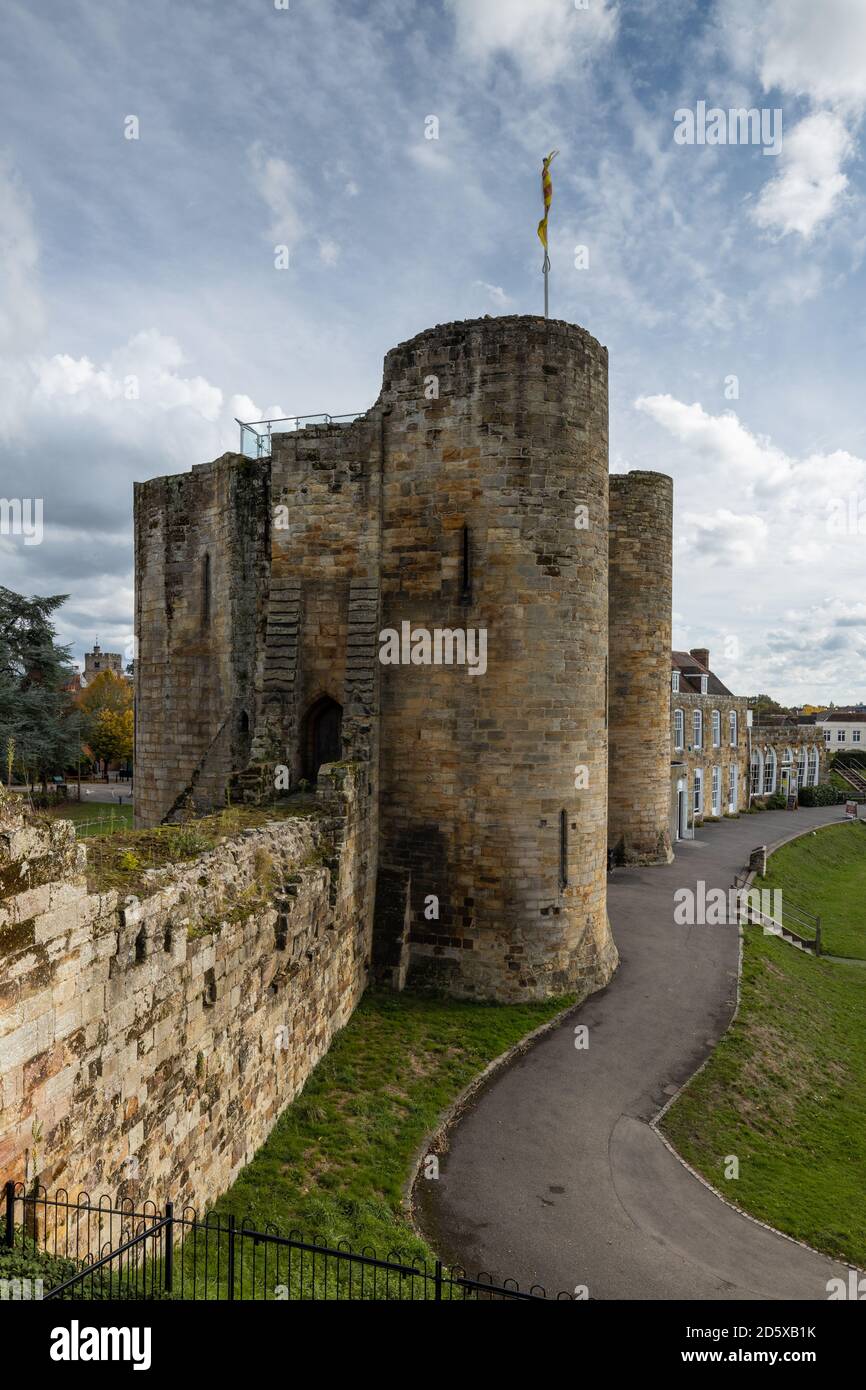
375,317,617,1001
0,768,373,1217
608,471,674,864
134,455,269,827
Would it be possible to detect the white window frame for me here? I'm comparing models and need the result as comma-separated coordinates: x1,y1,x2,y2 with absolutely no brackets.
693,768,703,816
672,671,680,693
712,709,721,748
728,762,737,812
763,749,776,795
693,709,703,750
796,748,807,789
837,730,846,742
750,751,762,796
729,710,737,747
712,765,721,816
674,709,684,751
854,730,862,744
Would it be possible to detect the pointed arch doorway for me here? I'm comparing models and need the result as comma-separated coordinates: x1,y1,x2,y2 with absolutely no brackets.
302,696,343,782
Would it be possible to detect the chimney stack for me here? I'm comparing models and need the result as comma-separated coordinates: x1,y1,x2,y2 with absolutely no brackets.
690,647,710,670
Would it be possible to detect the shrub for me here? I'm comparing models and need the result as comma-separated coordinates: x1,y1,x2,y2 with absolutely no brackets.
798,784,843,807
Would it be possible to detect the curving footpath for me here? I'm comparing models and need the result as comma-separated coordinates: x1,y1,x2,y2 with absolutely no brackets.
415,806,853,1299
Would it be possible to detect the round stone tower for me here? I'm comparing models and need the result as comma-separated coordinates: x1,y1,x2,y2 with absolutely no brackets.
375,315,618,1002
607,470,674,864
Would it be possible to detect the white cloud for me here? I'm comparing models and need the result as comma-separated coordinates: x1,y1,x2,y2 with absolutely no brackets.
248,146,305,250
637,395,866,504
0,157,45,354
757,0,866,111
408,140,453,174
446,0,617,83
0,158,46,438
720,0,866,237
752,110,852,238
634,394,792,490
473,280,512,308
30,331,224,428
679,508,768,566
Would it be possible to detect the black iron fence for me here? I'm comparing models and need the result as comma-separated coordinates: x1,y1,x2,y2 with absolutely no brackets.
2,1183,572,1301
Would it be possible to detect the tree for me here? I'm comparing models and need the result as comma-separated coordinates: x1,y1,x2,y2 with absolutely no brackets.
76,669,133,778
0,587,81,786
88,707,133,770
747,693,786,719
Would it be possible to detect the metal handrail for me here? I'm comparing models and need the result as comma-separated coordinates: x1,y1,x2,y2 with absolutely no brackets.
42,1216,171,1299
236,411,366,458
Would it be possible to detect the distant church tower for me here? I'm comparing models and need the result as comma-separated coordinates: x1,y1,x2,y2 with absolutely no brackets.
84,642,124,681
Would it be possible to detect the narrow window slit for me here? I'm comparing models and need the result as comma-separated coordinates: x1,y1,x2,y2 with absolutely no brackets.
460,524,472,604
559,809,568,890
201,552,211,628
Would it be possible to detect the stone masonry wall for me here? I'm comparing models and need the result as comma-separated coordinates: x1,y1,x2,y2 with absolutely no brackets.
134,314,636,1005
375,317,617,1001
134,455,270,827
608,472,673,864
672,692,750,828
750,720,826,799
0,767,373,1225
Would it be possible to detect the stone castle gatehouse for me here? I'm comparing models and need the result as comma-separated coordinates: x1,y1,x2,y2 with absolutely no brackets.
134,315,676,1003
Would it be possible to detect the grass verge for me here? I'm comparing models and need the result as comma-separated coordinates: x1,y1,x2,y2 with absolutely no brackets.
199,989,573,1290
660,925,866,1268
756,819,866,958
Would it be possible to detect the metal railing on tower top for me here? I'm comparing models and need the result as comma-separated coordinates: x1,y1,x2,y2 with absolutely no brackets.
236,412,366,459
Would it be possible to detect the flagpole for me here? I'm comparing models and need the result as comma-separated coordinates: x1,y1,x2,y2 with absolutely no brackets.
538,149,558,321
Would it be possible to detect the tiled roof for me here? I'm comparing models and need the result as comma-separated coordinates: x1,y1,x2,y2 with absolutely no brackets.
671,650,734,698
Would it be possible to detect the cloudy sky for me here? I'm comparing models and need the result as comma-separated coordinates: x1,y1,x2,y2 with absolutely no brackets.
0,0,864,704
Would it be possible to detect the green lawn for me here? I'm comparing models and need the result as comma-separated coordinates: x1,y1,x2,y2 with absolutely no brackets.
661,927,866,1268
756,820,866,958
177,989,573,1297
48,800,135,836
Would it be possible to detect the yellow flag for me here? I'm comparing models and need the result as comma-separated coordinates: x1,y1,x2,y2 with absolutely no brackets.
537,149,559,250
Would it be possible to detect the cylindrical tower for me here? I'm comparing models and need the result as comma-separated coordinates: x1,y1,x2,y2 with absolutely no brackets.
607,470,673,864
375,315,618,1002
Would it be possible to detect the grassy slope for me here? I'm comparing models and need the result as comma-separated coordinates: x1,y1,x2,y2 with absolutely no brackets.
212,989,572,1263
661,926,866,1267
757,820,866,958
